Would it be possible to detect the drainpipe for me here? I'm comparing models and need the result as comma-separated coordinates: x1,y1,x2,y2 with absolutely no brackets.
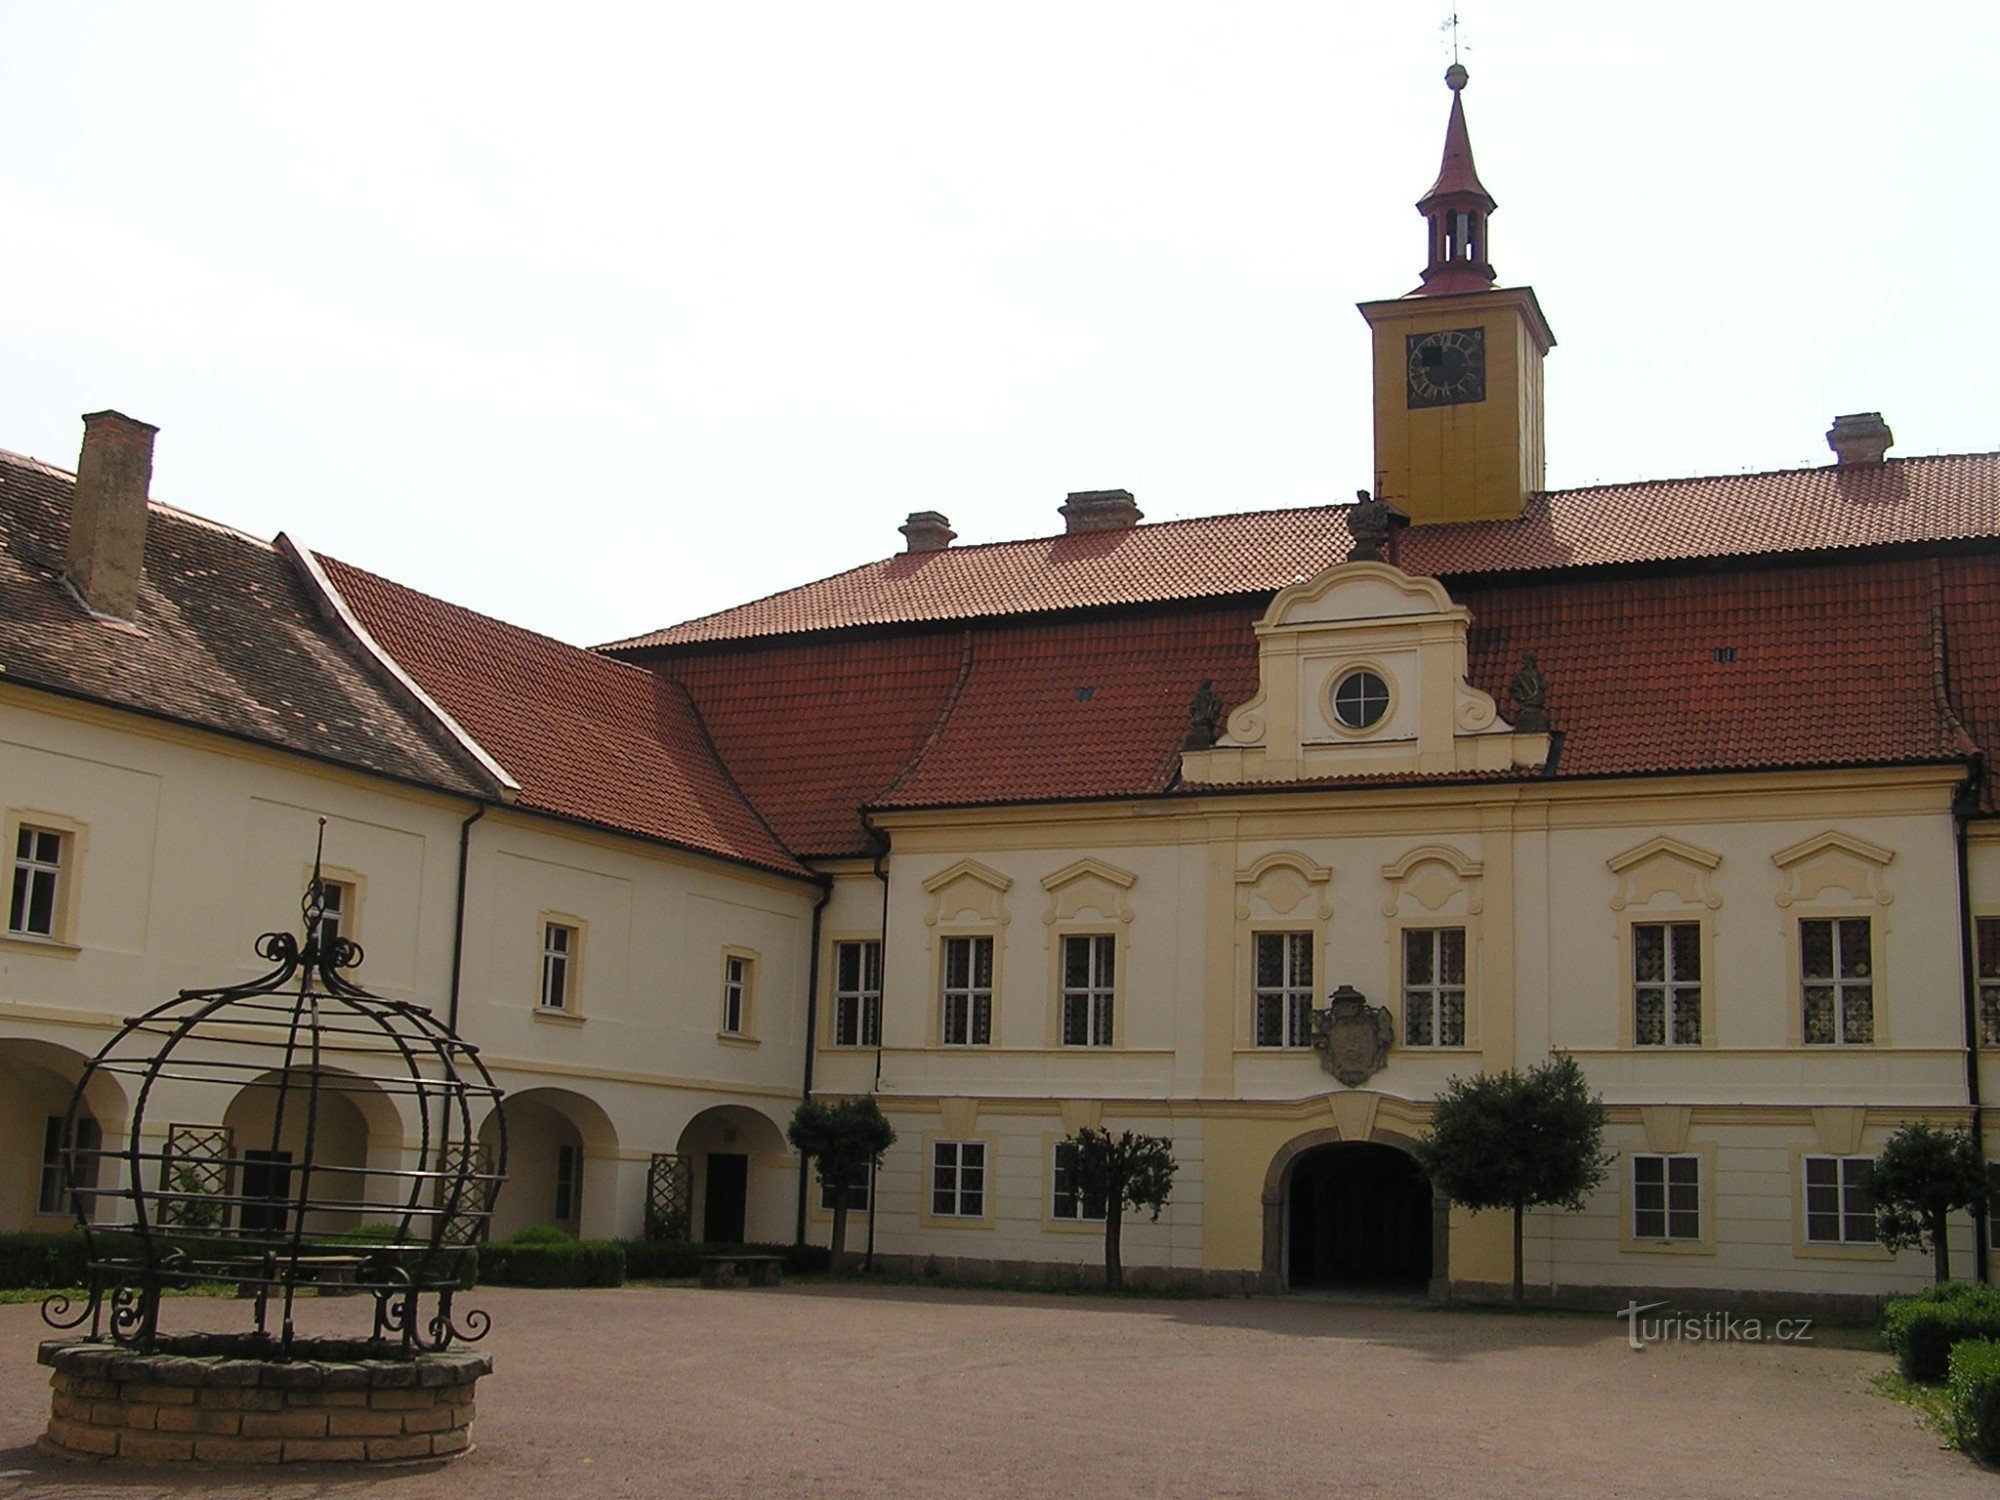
447,803,487,1032
862,811,892,1272
1954,782,1988,1282
793,876,834,1246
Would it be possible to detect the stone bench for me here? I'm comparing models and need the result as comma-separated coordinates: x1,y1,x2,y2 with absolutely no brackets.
698,1254,783,1289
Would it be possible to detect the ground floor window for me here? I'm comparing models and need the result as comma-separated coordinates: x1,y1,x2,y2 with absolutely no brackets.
1803,1156,1876,1244
1632,1153,1700,1242
819,1164,872,1213
932,1141,986,1217
38,1114,101,1216
1051,1141,1106,1221
555,1142,582,1222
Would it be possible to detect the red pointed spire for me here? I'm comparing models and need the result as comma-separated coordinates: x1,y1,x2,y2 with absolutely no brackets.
1415,64,1498,296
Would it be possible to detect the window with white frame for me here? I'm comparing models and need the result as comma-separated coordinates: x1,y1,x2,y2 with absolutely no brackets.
1254,931,1314,1048
38,1114,101,1217
1978,918,2000,1047
314,879,350,948
834,939,882,1047
1634,922,1701,1046
722,954,753,1035
1402,928,1466,1046
931,1141,986,1217
1051,1140,1107,1222
9,826,65,938
818,1163,872,1213
1801,917,1872,1044
1632,1153,1700,1242
940,936,993,1046
1061,934,1115,1047
1803,1156,1877,1245
540,922,576,1011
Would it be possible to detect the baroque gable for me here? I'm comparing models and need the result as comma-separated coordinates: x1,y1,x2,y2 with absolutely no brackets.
1179,560,1549,784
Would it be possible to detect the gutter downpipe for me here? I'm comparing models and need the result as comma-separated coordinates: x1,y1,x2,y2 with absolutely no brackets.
1955,781,1988,1283
863,810,892,1272
447,803,487,1032
794,875,835,1246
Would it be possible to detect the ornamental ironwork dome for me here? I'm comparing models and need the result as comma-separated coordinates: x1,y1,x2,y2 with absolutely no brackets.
44,839,506,1358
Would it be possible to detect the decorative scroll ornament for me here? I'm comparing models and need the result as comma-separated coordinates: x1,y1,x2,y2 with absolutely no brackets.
1311,984,1394,1087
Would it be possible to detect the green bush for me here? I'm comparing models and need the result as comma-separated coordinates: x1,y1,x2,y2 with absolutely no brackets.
479,1234,622,1288
1883,1283,2000,1383
0,1232,91,1289
1948,1339,2000,1461
506,1225,576,1247
617,1240,832,1280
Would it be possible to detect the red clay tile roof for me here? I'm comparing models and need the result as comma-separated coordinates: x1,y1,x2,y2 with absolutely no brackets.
316,555,810,879
604,453,2000,648
0,450,492,798
1941,554,2000,814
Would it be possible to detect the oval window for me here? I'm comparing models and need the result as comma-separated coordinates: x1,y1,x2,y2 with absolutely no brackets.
1332,669,1390,730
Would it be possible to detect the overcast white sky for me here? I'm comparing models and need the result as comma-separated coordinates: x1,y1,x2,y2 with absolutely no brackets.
5,4,1994,646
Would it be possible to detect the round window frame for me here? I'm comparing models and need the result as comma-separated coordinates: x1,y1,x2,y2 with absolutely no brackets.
1327,666,1394,736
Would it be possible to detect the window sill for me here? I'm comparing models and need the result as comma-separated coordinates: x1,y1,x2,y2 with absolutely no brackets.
1621,1239,1716,1257
533,1007,586,1027
0,932,80,959
717,1032,761,1049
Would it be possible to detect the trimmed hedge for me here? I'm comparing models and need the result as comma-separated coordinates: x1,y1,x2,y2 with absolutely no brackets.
619,1240,831,1279
1949,1339,2000,1461
479,1231,624,1288
0,1232,91,1290
1883,1283,2000,1383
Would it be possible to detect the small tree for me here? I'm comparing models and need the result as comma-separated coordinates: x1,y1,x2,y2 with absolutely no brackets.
787,1096,896,1274
1871,1122,1989,1284
1063,1127,1178,1291
1416,1052,1610,1310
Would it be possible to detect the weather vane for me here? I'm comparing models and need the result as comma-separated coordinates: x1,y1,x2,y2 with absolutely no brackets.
1441,11,1467,65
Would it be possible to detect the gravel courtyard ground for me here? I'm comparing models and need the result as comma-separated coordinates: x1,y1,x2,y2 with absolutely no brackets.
0,1282,1986,1498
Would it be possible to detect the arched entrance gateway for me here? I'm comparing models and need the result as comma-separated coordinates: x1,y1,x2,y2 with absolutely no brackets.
1262,1128,1447,1294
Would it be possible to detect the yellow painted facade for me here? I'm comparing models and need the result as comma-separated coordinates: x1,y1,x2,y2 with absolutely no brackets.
1358,284,1554,524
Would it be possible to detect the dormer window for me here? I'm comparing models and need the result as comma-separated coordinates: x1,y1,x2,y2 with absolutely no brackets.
1332,669,1390,731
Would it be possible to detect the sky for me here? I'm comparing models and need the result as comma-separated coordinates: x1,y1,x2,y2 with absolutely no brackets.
4,3,1995,647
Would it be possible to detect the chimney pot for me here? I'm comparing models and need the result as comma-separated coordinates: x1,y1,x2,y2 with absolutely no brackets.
1059,488,1143,535
1826,411,1893,466
67,410,158,620
899,510,956,553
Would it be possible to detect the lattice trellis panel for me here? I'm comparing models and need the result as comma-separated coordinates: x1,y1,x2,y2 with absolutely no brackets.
435,1141,497,1244
159,1124,231,1229
646,1153,691,1242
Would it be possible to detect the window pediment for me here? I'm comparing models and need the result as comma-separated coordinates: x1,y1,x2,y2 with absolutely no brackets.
1772,832,1894,908
923,860,1013,926
1607,836,1723,912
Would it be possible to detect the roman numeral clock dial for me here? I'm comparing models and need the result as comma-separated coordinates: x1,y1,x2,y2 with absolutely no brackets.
1406,326,1487,408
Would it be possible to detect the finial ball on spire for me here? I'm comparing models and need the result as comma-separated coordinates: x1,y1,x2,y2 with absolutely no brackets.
1445,63,1469,93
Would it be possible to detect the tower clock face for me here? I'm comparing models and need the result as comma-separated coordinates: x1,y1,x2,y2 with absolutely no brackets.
1406,326,1487,408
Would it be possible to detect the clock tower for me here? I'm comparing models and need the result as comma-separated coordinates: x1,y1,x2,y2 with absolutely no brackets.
1358,65,1555,525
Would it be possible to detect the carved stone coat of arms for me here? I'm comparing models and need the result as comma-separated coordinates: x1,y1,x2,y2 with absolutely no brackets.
1311,985,1393,1087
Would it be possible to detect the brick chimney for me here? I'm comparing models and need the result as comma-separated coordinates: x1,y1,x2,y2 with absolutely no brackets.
1826,412,1893,466
66,410,158,620
900,510,956,553
1059,489,1142,535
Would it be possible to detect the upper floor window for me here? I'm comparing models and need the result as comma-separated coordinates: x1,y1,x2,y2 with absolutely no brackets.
1254,931,1313,1048
1632,1153,1700,1242
541,922,576,1011
1801,917,1871,1044
941,935,993,1046
1634,922,1701,1046
834,939,882,1047
1803,1156,1876,1245
1402,927,1465,1046
722,954,752,1036
315,879,351,948
1061,934,1115,1047
9,826,64,938
1978,918,2000,1047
